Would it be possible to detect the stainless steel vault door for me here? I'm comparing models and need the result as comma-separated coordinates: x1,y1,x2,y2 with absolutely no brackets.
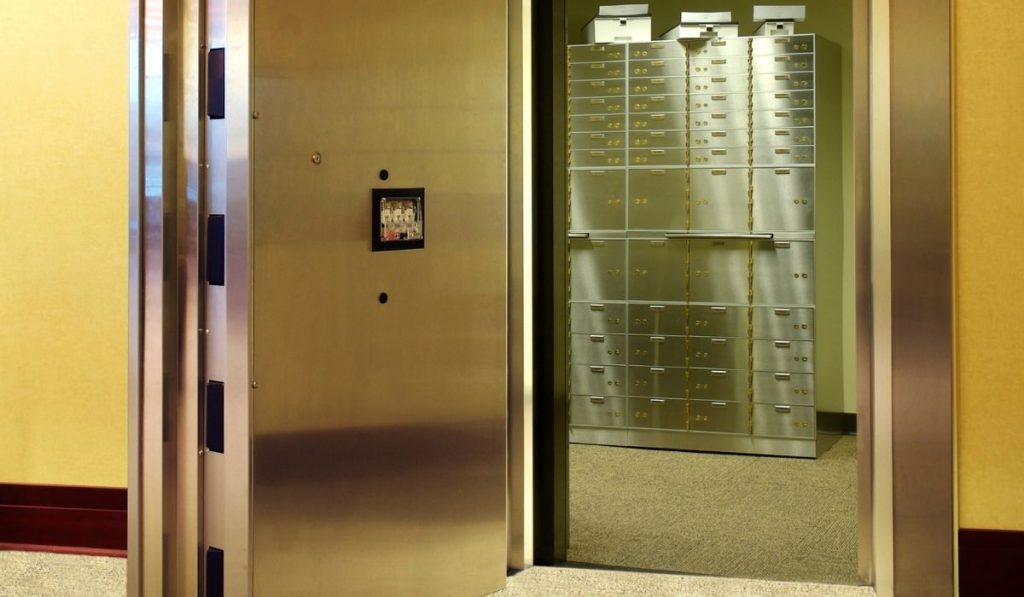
245,1,509,595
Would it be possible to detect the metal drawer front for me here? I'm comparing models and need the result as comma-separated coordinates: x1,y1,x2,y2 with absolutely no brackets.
629,366,686,398
631,95,686,114
631,58,685,78
752,403,815,439
629,41,686,61
752,306,814,340
752,339,814,373
687,239,750,304
570,114,627,133
570,301,627,335
690,56,749,76
752,167,814,232
569,96,627,116
628,169,686,231
752,35,815,56
691,111,748,131
570,78,627,98
752,371,815,406
751,73,815,93
689,305,749,338
752,108,814,129
629,334,686,368
628,239,686,301
689,37,750,57
570,149,626,168
632,148,686,167
627,303,687,336
631,130,686,149
690,75,749,95
753,90,814,110
631,76,687,96
571,333,627,366
689,368,749,402
570,238,626,301
569,61,626,81
752,145,815,166
570,169,625,231
689,168,750,232
570,44,626,63
751,53,815,74
690,336,749,370
631,112,687,131
753,127,814,148
690,399,748,434
570,132,627,151
690,128,746,149
690,146,748,167
570,395,628,427
630,397,687,430
571,364,627,397
753,240,814,305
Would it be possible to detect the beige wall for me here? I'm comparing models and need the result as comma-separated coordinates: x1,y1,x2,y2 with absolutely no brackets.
956,0,1024,531
0,2,127,487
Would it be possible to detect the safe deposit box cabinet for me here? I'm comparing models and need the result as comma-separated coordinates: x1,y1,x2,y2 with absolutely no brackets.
130,0,509,595
567,33,840,458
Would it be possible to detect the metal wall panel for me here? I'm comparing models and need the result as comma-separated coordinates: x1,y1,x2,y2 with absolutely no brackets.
250,0,508,594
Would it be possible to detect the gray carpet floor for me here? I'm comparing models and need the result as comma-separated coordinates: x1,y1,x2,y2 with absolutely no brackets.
568,436,858,585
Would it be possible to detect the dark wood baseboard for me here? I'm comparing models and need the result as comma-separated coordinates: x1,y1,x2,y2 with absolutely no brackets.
959,528,1024,597
0,483,127,557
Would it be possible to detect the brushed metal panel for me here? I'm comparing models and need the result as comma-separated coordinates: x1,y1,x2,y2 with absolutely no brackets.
570,114,627,133
753,240,815,306
752,35,814,56
690,75,748,96
629,335,686,368
753,127,815,148
630,130,687,149
689,305,748,338
752,145,815,166
628,41,685,61
630,95,686,114
570,426,628,447
628,366,685,399
628,239,686,301
687,38,748,58
569,96,627,116
631,148,686,167
570,333,627,366
569,169,625,231
689,127,745,148
630,397,687,430
630,76,687,96
570,301,627,334
569,78,627,98
569,60,626,81
689,400,747,434
753,108,814,130
689,368,748,403
689,336,748,371
569,44,626,63
690,146,748,167
687,239,749,304
751,54,815,74
752,371,815,407
752,167,814,232
690,93,746,113
570,132,626,151
569,395,627,428
570,238,626,300
571,365,627,397
752,306,814,340
689,168,749,232
631,112,686,131
753,339,815,374
570,148,626,168
752,73,815,93
628,169,686,231
690,56,748,76
251,0,507,594
127,0,141,591
752,404,815,439
753,90,814,110
630,58,685,78
626,303,686,336
627,428,815,458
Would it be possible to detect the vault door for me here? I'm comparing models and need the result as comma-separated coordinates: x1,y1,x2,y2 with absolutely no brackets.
251,1,508,595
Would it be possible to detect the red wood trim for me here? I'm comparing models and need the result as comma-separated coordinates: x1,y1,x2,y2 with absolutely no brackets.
0,484,126,556
959,529,1024,597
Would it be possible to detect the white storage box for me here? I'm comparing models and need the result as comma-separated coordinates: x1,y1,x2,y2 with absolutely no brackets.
586,4,651,43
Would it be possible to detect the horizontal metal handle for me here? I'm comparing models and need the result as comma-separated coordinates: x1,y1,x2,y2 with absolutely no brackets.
590,366,605,373
589,303,606,311
650,399,666,404
774,405,792,413
711,370,727,376
711,402,727,408
649,305,665,312
711,306,727,313
774,308,792,316
568,232,590,239
650,336,665,343
589,335,605,342
665,232,775,240
774,341,792,348
711,338,727,345
589,397,606,404
775,373,792,380
650,367,665,374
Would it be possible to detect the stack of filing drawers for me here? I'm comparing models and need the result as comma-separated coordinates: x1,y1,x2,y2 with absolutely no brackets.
567,34,839,458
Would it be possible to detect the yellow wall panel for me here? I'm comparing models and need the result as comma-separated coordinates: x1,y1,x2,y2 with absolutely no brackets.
0,2,127,487
956,0,1024,530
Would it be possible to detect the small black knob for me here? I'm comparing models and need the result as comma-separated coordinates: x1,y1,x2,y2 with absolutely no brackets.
378,292,389,304
378,169,389,181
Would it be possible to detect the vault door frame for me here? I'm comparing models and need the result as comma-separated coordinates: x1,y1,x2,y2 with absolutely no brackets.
528,1,955,595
